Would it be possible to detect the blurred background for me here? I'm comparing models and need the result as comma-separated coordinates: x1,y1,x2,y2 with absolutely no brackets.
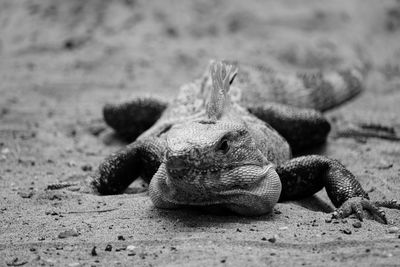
1,0,399,100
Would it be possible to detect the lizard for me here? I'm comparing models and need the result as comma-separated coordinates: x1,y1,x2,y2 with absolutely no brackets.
91,60,400,223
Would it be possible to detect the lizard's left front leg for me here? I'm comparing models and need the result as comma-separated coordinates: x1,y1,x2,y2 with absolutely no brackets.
276,155,399,223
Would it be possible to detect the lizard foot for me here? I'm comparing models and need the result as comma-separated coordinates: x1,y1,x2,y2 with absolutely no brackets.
332,197,388,224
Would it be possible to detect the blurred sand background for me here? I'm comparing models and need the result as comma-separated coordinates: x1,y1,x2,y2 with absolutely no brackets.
1,0,400,266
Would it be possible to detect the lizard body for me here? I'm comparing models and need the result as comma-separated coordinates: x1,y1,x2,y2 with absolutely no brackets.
93,60,399,222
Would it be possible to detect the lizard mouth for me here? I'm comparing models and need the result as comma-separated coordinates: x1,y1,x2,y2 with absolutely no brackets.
166,164,275,201
167,165,228,176
166,163,265,180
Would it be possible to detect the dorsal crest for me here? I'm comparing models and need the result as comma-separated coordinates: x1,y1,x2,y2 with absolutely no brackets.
206,60,238,120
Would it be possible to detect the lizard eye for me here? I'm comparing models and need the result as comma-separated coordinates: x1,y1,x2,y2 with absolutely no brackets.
217,138,230,154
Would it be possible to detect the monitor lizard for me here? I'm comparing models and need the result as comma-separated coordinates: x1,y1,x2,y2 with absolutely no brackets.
91,60,400,223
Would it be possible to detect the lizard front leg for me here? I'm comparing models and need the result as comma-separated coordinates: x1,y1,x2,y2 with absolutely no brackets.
92,137,165,195
248,103,330,152
103,97,168,141
276,155,399,223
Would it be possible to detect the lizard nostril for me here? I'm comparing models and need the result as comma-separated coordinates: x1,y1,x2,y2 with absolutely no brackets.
167,157,187,171
216,138,230,154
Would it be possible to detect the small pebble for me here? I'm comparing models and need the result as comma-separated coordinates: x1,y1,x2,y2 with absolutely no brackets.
376,160,393,170
352,221,362,228
6,257,27,266
126,245,136,251
1,148,10,154
341,229,352,235
268,237,277,243
18,191,34,199
67,161,77,167
91,246,97,256
117,235,125,241
105,244,112,251
388,227,399,233
325,218,332,223
81,164,92,172
274,209,282,215
139,252,147,259
58,229,79,239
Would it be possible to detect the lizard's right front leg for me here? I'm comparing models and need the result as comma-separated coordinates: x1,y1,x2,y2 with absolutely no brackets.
92,138,165,195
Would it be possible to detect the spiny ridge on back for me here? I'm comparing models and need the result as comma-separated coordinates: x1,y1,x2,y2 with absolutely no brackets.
206,60,238,120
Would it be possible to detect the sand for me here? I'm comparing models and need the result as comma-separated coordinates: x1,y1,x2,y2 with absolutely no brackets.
1,0,400,266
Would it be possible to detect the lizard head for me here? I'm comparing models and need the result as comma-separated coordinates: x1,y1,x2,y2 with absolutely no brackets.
149,61,282,215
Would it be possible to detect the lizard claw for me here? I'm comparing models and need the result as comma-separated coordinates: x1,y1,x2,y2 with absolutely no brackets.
332,197,388,224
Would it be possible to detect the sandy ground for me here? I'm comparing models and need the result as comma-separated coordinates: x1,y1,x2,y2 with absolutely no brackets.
1,0,400,266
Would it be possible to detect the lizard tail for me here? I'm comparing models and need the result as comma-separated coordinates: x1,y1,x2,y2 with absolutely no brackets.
237,64,365,111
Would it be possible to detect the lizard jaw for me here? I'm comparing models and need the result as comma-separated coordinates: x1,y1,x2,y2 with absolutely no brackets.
149,163,282,216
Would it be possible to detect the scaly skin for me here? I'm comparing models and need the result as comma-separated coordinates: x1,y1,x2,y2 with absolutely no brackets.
92,60,400,223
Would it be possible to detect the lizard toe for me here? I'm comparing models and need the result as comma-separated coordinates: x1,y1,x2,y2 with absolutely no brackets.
362,202,387,224
352,202,364,221
332,197,388,224
332,198,356,219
